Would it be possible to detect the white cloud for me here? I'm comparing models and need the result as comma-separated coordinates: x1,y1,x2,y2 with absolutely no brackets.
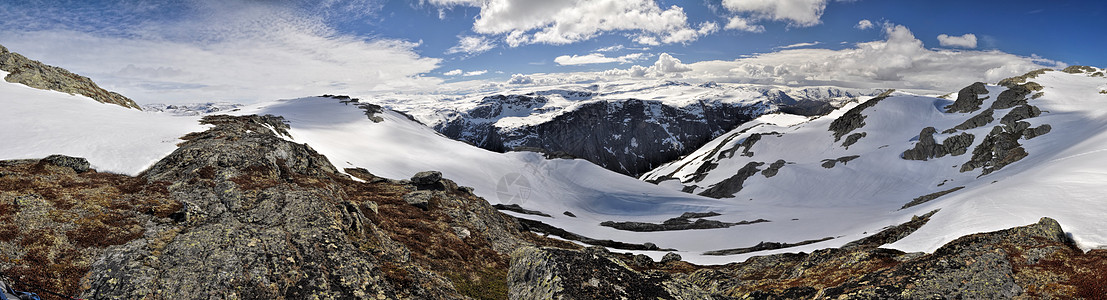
855,19,874,30
444,69,463,76
561,24,1061,94
937,33,978,48
433,0,713,46
554,53,650,65
463,70,488,76
445,35,496,55
721,0,827,28
595,45,625,52
725,16,766,32
779,41,820,49
508,74,534,84
0,0,441,104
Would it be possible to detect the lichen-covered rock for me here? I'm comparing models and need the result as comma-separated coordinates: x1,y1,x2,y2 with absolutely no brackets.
508,246,711,300
945,108,994,133
0,44,140,109
945,82,990,113
841,132,866,148
411,170,443,186
903,127,975,160
40,154,90,173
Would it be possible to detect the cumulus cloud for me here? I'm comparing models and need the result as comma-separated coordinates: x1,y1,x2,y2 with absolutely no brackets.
0,0,441,104
507,74,534,84
559,24,1061,94
937,33,978,48
445,36,496,55
443,69,463,76
855,19,874,30
463,70,488,76
554,53,650,65
431,0,713,46
721,0,827,29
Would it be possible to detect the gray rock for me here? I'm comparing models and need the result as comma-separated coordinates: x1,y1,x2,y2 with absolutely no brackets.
903,128,974,160
699,161,764,198
1023,124,1051,139
403,190,434,210
841,132,866,148
410,170,442,186
829,90,896,141
820,155,860,168
945,82,989,113
0,44,140,109
761,159,786,178
40,154,90,173
945,108,994,133
661,252,682,264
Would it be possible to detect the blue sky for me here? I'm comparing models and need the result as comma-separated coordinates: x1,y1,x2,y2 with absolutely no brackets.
0,0,1103,103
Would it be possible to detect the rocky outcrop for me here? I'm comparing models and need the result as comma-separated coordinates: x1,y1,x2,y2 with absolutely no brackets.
0,114,567,299
0,44,139,109
600,212,768,232
944,108,995,133
902,127,975,160
828,89,895,141
820,155,860,168
761,159,787,177
698,161,764,198
901,187,965,209
509,214,1107,299
945,82,990,113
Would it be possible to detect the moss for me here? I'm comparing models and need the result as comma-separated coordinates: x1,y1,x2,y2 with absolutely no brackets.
449,266,510,300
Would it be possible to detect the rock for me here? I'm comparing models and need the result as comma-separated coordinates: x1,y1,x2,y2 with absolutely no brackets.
40,154,90,173
945,82,989,113
404,191,434,210
993,84,1033,110
761,159,786,177
842,132,866,148
661,252,682,264
945,108,994,133
901,187,965,209
563,211,576,217
820,155,860,168
698,161,764,198
829,90,896,141
0,44,140,109
493,203,552,217
902,128,974,160
508,247,695,300
633,254,654,267
1023,124,1052,139
410,171,442,186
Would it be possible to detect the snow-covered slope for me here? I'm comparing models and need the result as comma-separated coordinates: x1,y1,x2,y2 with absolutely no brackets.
373,80,874,176
0,71,207,174
643,68,1107,258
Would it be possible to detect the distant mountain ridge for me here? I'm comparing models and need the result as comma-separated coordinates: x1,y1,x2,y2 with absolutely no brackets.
385,83,874,176
0,44,139,109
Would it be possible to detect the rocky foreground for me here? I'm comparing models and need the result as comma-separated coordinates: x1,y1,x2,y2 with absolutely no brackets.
1,114,1105,299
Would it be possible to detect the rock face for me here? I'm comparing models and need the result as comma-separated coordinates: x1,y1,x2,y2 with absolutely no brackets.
828,89,895,141
902,127,975,160
945,82,990,113
438,96,764,176
0,44,140,109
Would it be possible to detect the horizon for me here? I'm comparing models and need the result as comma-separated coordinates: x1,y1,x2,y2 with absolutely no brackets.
0,0,1103,104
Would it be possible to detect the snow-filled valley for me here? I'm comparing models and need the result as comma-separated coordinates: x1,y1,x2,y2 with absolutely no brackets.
3,67,1107,265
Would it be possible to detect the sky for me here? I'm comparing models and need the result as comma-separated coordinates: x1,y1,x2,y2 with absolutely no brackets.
0,0,1103,104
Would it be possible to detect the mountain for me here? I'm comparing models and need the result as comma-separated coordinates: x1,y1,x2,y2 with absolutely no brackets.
0,44,140,109
642,66,1107,257
377,81,873,176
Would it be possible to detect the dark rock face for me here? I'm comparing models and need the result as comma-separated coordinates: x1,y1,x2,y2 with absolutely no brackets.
828,90,895,141
961,101,1047,176
438,97,762,176
945,108,995,133
508,247,702,300
698,161,764,198
945,82,990,113
0,44,140,109
902,127,975,160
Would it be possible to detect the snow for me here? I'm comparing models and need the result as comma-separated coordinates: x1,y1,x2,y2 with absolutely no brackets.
0,72,207,175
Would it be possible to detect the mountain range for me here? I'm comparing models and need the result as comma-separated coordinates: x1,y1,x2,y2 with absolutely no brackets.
2,44,1107,298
